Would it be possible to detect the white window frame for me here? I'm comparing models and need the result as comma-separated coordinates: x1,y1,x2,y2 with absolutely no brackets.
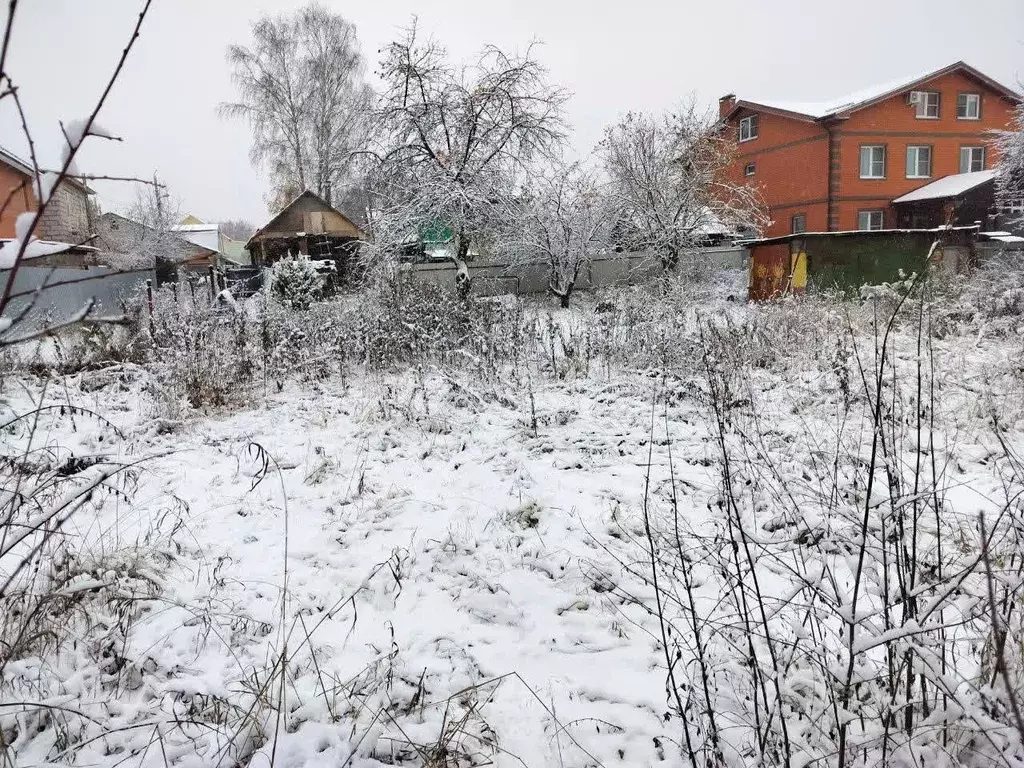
791,214,807,234
1001,198,1024,215
957,93,980,120
858,210,884,231
739,115,758,142
906,145,932,179
744,162,756,177
859,145,886,179
909,90,940,118
959,146,985,173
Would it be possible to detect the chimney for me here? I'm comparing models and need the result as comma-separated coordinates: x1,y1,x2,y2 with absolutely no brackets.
719,93,736,120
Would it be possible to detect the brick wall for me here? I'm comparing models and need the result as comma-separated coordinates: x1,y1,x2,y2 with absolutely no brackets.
727,109,830,237
0,162,93,242
37,183,92,242
0,163,35,238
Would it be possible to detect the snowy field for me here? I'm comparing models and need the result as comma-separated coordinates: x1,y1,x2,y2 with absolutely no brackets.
2,272,1024,768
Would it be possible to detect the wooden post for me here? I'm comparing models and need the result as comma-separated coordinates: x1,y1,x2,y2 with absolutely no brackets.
209,266,217,302
145,279,155,337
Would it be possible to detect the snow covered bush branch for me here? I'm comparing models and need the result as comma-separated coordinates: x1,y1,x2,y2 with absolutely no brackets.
995,101,1024,227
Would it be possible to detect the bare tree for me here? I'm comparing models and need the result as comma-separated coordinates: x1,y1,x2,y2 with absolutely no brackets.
599,103,766,273
500,161,611,307
220,2,373,212
221,218,257,241
365,21,568,290
995,102,1024,227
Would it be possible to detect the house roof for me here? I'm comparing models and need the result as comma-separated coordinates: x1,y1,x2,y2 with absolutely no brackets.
171,223,221,253
891,169,998,204
246,189,366,250
0,144,93,194
726,61,1021,122
98,212,218,263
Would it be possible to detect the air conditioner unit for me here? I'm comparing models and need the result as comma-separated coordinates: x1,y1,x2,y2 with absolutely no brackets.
907,91,923,105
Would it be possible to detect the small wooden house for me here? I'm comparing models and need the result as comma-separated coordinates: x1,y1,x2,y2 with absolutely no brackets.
246,190,365,283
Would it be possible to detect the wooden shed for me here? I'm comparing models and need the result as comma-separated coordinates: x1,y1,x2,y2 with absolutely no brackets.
246,190,366,283
744,227,978,301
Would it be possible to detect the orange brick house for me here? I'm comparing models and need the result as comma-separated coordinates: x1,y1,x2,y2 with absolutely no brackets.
0,145,94,242
720,62,1020,237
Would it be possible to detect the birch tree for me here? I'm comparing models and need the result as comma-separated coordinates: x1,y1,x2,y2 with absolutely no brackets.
599,104,766,272
365,21,568,291
221,3,373,211
502,162,611,307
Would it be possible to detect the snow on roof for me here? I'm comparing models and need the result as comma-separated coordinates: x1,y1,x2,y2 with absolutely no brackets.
741,225,980,247
172,223,219,232
739,62,1020,120
980,231,1024,243
171,223,221,253
892,170,998,204
0,238,99,268
747,67,944,118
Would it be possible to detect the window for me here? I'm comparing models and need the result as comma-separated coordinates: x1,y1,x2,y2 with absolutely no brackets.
744,162,756,177
858,210,884,230
859,145,886,178
791,214,807,234
738,115,759,142
960,146,985,173
957,93,980,120
906,145,932,178
909,90,940,118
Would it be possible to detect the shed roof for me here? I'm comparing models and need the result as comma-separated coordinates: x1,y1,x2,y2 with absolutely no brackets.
247,189,366,250
891,170,998,204
726,61,1020,122
741,225,980,248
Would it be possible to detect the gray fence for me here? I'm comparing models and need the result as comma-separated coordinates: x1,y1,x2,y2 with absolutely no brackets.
0,266,154,335
403,247,749,296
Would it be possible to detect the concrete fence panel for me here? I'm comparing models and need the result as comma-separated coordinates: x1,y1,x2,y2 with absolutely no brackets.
401,247,748,297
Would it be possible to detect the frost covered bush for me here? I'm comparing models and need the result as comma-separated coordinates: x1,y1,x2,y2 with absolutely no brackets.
270,256,325,310
633,297,1024,768
149,285,256,412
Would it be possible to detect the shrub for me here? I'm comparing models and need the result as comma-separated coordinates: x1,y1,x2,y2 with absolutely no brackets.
270,257,324,310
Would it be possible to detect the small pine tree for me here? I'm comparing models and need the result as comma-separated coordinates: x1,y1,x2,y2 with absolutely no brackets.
271,256,324,310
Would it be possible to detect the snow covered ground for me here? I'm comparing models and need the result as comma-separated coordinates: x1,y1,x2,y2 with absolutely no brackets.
2,280,1024,768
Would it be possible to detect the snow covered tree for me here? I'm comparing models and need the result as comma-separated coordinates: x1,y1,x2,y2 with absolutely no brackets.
995,102,1024,226
221,3,373,211
271,256,324,310
500,161,612,308
365,21,568,291
220,219,256,241
599,103,766,272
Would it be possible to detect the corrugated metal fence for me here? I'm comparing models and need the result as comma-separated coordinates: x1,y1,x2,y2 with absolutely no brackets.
0,266,153,335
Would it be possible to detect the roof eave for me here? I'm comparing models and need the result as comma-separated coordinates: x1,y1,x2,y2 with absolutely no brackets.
725,100,819,123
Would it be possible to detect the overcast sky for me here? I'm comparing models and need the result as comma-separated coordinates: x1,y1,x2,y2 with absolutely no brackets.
1,0,1021,225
